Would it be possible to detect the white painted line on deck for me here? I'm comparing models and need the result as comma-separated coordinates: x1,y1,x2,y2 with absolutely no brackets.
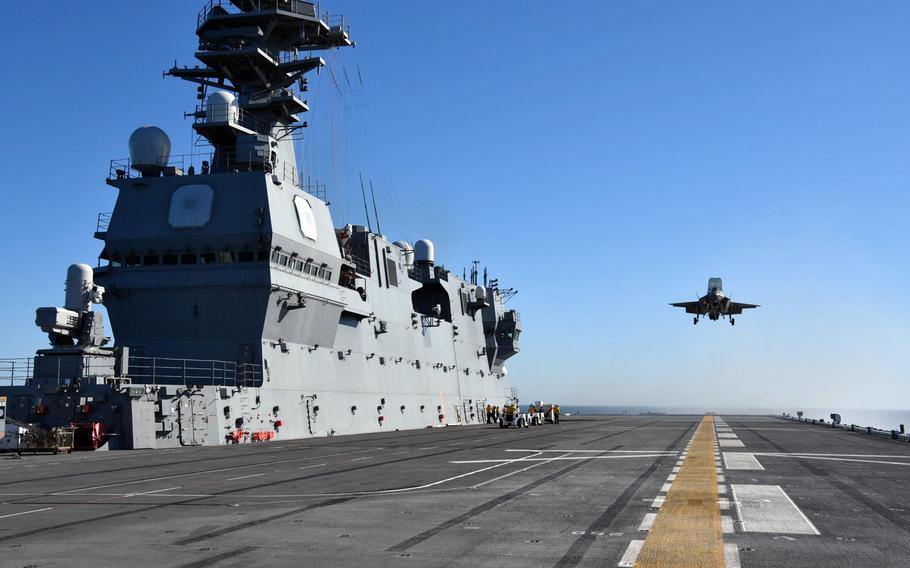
718,485,727,495
717,433,738,439
721,516,734,534
719,439,745,448
638,512,657,531
717,475,725,483
731,484,820,535
667,474,677,482
0,507,53,519
350,456,374,461
660,483,672,493
724,543,742,568
507,449,678,454
226,473,266,481
756,455,910,468
451,454,671,464
651,496,665,508
124,486,180,497
719,498,730,510
51,447,378,494
723,453,765,470
471,453,572,489
296,463,327,470
754,453,910,458
618,540,644,567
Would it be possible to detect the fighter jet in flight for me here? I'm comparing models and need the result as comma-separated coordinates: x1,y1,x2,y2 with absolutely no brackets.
671,277,759,325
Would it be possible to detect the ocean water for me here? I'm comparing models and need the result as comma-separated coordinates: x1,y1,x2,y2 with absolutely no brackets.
559,405,910,432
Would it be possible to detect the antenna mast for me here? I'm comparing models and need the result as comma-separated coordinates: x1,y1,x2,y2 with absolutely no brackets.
369,178,382,236
358,172,373,232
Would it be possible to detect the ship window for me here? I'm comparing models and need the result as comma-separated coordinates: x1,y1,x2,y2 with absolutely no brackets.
238,251,255,263
218,251,235,263
294,260,304,271
162,254,178,265
293,195,318,241
125,255,141,267
325,270,332,281
200,252,216,264
181,253,197,264
143,255,160,266
278,254,288,267
317,265,326,279
110,256,123,267
271,251,281,263
386,258,398,287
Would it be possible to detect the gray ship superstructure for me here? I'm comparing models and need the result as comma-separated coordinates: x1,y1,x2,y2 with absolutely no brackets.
0,0,521,449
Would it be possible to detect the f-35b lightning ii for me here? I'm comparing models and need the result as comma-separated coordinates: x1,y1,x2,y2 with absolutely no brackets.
671,277,759,325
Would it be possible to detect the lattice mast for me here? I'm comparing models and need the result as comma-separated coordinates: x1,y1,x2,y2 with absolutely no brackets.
166,0,353,178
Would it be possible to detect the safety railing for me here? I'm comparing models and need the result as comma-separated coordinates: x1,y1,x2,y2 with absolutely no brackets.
0,358,33,387
349,253,371,277
192,104,269,136
127,355,262,387
300,176,325,199
198,0,320,29
778,413,910,443
96,212,112,233
107,153,301,187
107,154,215,181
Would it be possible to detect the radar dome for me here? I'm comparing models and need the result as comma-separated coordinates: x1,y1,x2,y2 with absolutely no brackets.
205,90,237,123
129,126,171,172
65,263,94,311
414,239,435,265
475,286,487,301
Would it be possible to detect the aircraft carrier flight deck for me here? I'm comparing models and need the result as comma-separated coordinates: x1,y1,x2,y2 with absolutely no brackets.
1,414,907,568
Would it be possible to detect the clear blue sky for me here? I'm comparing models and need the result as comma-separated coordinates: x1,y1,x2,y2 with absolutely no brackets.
2,1,909,411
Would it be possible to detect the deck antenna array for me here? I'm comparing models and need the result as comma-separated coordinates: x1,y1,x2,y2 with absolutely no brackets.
358,172,373,232
369,178,382,236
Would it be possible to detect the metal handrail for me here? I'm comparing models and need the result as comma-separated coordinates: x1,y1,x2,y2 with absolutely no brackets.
96,212,112,233
198,0,320,29
127,355,262,387
0,358,33,387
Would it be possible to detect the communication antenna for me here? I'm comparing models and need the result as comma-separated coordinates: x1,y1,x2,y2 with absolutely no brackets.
358,172,373,232
369,178,382,236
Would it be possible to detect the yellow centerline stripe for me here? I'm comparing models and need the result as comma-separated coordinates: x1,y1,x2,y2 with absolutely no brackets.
635,416,724,567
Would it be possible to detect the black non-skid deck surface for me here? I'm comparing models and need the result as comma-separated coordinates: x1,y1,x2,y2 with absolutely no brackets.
0,415,908,567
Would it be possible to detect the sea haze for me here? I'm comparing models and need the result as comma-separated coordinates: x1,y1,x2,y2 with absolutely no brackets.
554,405,910,432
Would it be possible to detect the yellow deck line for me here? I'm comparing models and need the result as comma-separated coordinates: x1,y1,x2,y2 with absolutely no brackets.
635,416,724,567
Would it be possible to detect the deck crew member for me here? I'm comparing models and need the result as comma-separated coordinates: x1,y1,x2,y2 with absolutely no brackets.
554,404,560,424
486,404,493,423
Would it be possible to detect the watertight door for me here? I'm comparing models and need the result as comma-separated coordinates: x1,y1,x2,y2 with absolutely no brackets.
178,397,207,446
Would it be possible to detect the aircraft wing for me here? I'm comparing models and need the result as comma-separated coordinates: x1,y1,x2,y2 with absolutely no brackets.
669,301,704,315
727,302,760,315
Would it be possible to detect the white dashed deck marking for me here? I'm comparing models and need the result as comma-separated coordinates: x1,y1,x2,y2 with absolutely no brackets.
638,512,657,531
0,507,53,520
723,452,765,470
731,484,820,534
618,540,644,567
724,543,742,568
719,439,745,448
